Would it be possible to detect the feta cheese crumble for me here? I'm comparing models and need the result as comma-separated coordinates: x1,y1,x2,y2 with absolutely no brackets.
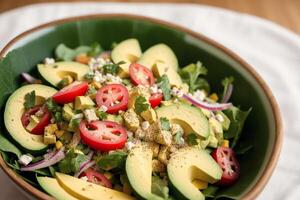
44,57,55,65
18,154,33,166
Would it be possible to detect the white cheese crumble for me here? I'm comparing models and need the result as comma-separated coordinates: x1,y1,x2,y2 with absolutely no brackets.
74,113,84,119
141,121,150,130
171,87,183,97
126,131,133,138
216,114,225,122
18,154,33,166
125,141,136,151
99,105,108,112
83,109,98,122
150,84,158,94
80,176,88,182
44,57,55,65
193,90,206,101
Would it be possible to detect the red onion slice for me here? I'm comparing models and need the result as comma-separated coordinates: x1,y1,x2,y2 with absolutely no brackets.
20,148,65,171
79,151,94,169
183,94,232,111
21,73,38,84
74,160,96,178
221,84,233,103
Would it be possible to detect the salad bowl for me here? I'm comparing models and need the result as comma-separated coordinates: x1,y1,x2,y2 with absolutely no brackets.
0,14,283,200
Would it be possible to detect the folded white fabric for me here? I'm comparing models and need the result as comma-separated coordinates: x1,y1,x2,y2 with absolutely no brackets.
0,2,300,200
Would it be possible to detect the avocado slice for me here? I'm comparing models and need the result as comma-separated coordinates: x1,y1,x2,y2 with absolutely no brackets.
37,176,78,200
152,62,182,87
55,172,134,200
37,61,89,87
111,38,142,77
156,103,209,138
138,43,179,71
4,84,57,153
126,143,164,200
167,147,222,200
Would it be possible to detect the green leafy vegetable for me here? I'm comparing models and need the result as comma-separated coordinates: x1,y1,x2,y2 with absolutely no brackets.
87,42,103,57
186,133,198,145
157,75,171,100
101,61,125,75
57,79,67,89
0,133,21,157
84,72,95,81
223,106,252,148
221,76,234,99
69,118,81,129
160,117,170,131
134,95,149,114
174,132,183,144
179,61,210,93
151,176,170,199
86,86,97,95
24,91,35,109
96,110,108,120
54,112,63,122
203,185,219,198
58,149,89,174
97,151,127,170
45,98,61,112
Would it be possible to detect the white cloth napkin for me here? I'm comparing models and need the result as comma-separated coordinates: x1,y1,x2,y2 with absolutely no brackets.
0,2,300,200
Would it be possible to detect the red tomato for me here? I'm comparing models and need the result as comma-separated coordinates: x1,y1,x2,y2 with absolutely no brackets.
52,81,88,104
211,147,240,186
96,84,129,114
79,120,127,151
21,105,51,135
81,169,112,188
129,63,154,86
149,93,163,108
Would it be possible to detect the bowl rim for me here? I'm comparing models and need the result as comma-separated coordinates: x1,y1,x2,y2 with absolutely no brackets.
0,13,283,200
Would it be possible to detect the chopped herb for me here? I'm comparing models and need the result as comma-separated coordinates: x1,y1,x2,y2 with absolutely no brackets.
97,110,108,120
174,132,183,144
203,185,219,198
84,72,95,81
76,144,90,155
86,86,97,95
54,112,63,122
157,75,171,100
69,118,81,129
122,79,133,87
87,42,103,57
57,79,67,89
186,133,198,145
45,98,61,112
24,91,35,109
58,149,89,174
160,117,170,131
134,95,149,114
179,61,210,93
97,151,127,170
101,61,125,75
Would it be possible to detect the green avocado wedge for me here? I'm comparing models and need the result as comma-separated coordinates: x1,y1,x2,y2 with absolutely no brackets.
37,61,90,87
37,176,78,200
168,147,222,200
156,102,210,138
4,84,57,153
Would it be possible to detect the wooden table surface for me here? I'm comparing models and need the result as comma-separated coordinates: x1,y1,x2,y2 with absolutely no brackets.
0,0,300,35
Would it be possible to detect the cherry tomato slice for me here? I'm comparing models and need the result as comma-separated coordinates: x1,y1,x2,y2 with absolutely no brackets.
129,63,154,86
52,81,88,104
21,105,51,135
81,169,112,188
149,93,163,108
79,120,127,151
96,84,129,114
211,147,240,186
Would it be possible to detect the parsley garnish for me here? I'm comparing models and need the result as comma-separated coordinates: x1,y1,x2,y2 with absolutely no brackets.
87,42,103,57
134,96,149,114
54,112,63,122
24,91,36,109
84,72,95,81
97,151,127,170
186,133,198,145
96,110,108,120
45,98,61,112
69,118,81,129
160,117,170,131
58,149,89,174
101,61,125,75
157,75,171,100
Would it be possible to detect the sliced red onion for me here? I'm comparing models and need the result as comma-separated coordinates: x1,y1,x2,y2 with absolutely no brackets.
80,151,94,169
21,73,38,84
43,149,56,160
20,148,65,171
221,84,233,103
183,94,232,111
74,160,96,178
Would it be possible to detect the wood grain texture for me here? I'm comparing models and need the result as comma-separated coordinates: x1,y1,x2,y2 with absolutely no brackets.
0,0,299,34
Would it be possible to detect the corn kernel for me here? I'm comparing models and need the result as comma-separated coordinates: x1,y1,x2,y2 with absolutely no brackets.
55,130,64,138
209,93,219,102
192,180,208,190
222,139,230,148
55,141,63,149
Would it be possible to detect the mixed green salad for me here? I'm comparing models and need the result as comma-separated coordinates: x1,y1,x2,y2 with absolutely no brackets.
1,38,252,200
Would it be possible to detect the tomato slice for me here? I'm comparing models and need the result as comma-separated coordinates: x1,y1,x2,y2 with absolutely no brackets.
96,84,129,114
129,63,154,86
149,93,163,108
81,169,112,188
79,120,127,151
211,147,240,186
21,105,51,135
52,81,88,104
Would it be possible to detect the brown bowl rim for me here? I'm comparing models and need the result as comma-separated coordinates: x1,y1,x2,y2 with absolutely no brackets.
0,14,283,200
